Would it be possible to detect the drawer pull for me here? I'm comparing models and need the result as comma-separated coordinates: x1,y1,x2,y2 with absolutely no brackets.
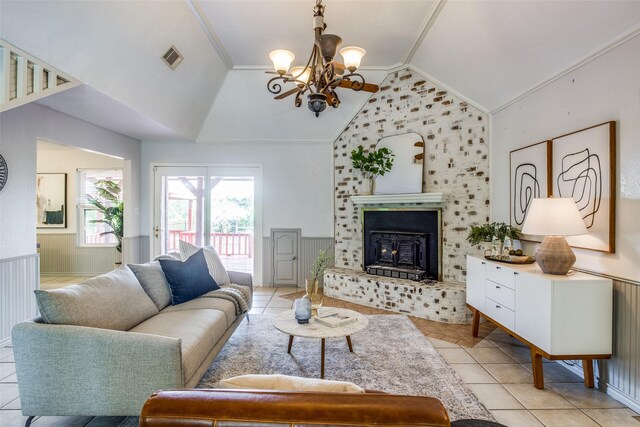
496,266,501,270
495,285,501,289
481,262,486,265
495,305,501,309
514,272,519,276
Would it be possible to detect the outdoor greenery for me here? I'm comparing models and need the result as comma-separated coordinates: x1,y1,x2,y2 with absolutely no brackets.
211,197,253,233
310,248,334,281
87,179,124,253
350,145,395,179
466,222,521,245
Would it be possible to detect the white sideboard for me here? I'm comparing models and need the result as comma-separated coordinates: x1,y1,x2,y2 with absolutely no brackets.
466,255,612,389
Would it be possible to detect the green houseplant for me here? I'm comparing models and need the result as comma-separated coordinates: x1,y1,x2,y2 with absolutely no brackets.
305,248,334,314
87,179,124,256
350,145,395,194
467,222,521,255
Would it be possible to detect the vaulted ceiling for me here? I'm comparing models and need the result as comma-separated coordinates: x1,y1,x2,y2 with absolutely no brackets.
1,0,640,142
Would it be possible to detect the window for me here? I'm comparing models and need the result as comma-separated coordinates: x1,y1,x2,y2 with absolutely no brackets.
77,169,123,246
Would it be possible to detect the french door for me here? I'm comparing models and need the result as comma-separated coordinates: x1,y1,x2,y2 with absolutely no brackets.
153,165,262,284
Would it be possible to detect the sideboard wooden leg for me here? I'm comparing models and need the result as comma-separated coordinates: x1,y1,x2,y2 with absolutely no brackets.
471,308,481,338
531,347,545,389
582,359,595,388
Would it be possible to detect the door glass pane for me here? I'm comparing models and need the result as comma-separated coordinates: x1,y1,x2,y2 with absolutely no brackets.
210,177,254,274
161,175,206,254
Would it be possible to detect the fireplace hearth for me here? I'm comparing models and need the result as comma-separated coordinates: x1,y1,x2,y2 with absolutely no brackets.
363,210,441,281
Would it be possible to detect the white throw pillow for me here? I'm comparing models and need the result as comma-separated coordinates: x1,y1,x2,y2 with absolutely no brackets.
219,374,365,393
179,240,230,286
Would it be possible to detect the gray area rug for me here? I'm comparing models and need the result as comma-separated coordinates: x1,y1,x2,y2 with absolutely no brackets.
121,314,492,425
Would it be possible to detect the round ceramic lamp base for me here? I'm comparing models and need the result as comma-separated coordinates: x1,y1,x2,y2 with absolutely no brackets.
535,236,576,275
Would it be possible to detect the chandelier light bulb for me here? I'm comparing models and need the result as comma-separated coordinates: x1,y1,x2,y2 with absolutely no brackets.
290,66,311,85
340,46,366,72
269,49,295,74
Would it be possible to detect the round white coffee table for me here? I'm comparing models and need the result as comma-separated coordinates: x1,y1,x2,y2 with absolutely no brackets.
272,307,369,379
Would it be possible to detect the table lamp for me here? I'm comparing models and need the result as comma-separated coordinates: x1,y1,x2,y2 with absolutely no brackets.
521,198,588,275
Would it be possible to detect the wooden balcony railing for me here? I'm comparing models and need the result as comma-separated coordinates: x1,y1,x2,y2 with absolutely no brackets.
168,231,252,257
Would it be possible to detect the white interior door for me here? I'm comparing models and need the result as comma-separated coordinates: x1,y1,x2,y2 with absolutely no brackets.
153,165,262,285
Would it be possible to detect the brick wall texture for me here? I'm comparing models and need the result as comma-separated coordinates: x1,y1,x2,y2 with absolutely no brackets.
333,67,490,283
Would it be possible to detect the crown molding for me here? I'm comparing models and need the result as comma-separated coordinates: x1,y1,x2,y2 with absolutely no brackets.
491,23,640,115
186,0,233,69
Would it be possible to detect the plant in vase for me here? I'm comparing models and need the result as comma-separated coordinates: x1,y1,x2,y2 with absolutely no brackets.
87,179,124,268
467,222,521,258
305,248,334,315
350,145,395,195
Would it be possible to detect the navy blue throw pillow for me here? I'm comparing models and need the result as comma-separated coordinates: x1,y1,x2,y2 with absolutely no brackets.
159,249,219,305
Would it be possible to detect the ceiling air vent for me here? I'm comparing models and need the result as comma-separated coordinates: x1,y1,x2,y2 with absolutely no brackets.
162,45,183,70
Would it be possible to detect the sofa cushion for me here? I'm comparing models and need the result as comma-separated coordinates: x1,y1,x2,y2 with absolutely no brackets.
129,309,227,383
219,374,365,393
34,266,159,331
161,296,237,328
159,250,220,305
179,240,231,286
127,261,172,310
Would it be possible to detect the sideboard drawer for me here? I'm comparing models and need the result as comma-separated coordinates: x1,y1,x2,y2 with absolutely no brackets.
486,280,516,310
485,298,515,331
486,263,516,290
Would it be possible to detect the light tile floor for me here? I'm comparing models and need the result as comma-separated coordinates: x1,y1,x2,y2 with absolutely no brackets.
1,286,638,427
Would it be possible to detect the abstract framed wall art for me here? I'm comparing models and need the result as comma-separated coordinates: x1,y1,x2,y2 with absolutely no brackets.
510,140,551,240
551,121,616,253
36,173,67,228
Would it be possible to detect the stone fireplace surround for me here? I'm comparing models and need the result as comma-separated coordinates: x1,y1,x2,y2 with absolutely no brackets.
324,193,471,324
327,67,489,324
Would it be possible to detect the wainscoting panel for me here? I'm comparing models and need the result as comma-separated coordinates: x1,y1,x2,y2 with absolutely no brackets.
262,236,334,286
559,275,640,413
0,254,39,345
38,233,119,274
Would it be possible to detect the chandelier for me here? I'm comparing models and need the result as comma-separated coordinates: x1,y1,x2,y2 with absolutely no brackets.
266,0,379,117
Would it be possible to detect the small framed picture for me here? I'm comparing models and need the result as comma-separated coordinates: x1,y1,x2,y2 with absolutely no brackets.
36,173,67,228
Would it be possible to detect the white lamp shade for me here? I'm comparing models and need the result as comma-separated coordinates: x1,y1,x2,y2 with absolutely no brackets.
521,198,588,236
340,46,366,70
290,66,311,84
269,50,295,73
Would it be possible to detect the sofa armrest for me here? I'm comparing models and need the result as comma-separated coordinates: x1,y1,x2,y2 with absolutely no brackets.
12,319,183,416
228,270,252,288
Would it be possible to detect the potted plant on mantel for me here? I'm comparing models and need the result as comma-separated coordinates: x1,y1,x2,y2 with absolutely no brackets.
467,222,521,257
305,248,334,315
350,145,395,195
87,180,124,269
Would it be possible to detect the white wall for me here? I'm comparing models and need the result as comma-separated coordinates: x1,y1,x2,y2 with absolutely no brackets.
0,103,141,260
491,34,640,281
36,143,124,234
140,141,333,241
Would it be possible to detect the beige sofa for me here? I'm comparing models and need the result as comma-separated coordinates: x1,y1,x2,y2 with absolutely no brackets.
12,263,252,419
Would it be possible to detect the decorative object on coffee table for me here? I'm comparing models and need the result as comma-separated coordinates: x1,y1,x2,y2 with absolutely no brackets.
272,307,368,379
294,296,312,324
350,144,395,195
305,248,333,314
521,197,588,275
